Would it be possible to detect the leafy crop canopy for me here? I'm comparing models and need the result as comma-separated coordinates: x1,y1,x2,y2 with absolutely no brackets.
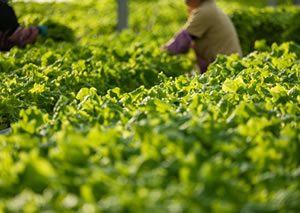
0,0,299,212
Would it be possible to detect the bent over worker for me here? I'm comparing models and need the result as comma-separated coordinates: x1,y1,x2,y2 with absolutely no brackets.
162,0,242,73
0,0,48,51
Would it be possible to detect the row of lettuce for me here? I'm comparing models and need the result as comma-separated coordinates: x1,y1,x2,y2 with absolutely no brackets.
0,31,193,129
231,7,300,54
0,41,299,212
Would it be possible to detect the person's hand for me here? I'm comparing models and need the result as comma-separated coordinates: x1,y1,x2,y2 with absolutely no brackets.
38,25,48,36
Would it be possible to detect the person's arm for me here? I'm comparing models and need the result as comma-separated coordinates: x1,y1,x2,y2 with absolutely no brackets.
162,6,208,55
7,26,40,46
161,29,196,55
0,26,40,51
0,2,47,51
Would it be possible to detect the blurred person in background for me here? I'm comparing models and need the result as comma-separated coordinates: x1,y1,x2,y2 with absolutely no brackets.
0,0,48,51
162,0,242,73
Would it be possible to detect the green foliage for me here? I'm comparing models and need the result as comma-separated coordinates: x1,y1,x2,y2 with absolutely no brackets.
230,7,300,54
1,39,300,212
0,30,192,128
0,0,299,212
41,19,75,42
283,11,300,44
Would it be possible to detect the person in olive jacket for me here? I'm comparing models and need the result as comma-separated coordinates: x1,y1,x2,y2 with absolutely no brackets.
162,0,242,73
0,0,48,51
